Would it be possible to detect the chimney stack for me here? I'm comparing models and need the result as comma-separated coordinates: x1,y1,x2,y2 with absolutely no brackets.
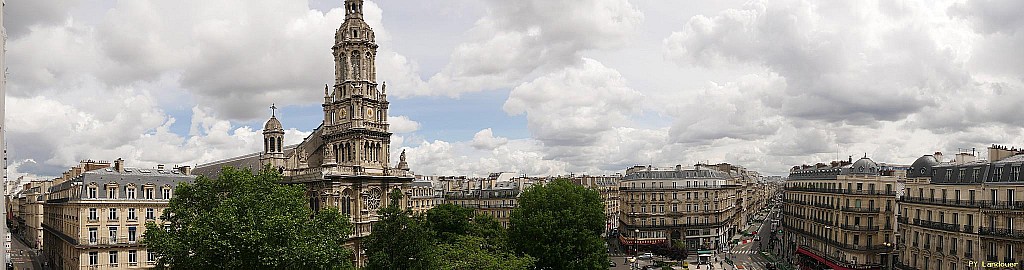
114,158,125,173
177,165,192,175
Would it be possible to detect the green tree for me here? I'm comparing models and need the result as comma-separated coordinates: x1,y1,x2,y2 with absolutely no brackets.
144,166,354,269
420,204,533,269
363,189,433,270
508,178,608,269
428,234,536,270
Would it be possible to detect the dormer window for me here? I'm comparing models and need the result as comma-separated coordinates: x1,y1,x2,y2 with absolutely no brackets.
88,185,99,199
126,185,136,199
107,186,118,199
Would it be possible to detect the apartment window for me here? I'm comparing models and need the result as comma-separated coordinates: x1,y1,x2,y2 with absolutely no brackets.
966,240,973,256
128,226,137,243
88,186,99,198
89,252,98,266
958,170,966,180
994,167,1003,180
109,251,119,266
1008,189,1015,203
969,190,976,203
128,208,137,220
89,208,98,221
109,208,118,220
955,190,961,201
89,228,98,244
145,187,154,199
128,250,138,265
991,189,999,202
109,227,118,244
148,251,157,263
108,187,118,198
950,237,957,253
974,169,980,180
126,186,136,199
162,187,172,199
967,214,974,227
1007,244,1014,260
146,208,155,220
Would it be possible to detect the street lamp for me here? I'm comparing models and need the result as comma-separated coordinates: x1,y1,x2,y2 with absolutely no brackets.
634,229,640,270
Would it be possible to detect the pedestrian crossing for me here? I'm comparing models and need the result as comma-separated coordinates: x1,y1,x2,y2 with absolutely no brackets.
727,250,759,254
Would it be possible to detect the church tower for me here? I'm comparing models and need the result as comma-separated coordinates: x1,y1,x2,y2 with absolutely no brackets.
262,104,287,170
322,0,392,174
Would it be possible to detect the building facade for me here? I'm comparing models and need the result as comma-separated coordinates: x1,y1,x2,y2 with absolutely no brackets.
782,157,900,270
19,179,52,250
619,165,743,253
573,175,621,236
192,1,413,266
896,146,1024,270
42,159,194,270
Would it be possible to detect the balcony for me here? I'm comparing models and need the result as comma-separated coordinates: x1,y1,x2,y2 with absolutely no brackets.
980,200,1024,211
918,220,961,233
987,255,998,262
963,225,975,234
840,206,880,213
784,187,896,196
964,252,973,259
899,196,985,208
979,227,1024,240
839,224,879,231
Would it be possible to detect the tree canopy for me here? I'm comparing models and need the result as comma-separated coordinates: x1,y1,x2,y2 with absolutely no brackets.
365,196,534,270
144,166,354,270
508,178,608,269
363,189,433,270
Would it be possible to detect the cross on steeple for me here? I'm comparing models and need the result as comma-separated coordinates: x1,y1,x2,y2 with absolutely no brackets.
270,103,277,117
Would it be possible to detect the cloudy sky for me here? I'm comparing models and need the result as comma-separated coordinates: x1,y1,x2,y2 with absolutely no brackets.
5,0,1024,180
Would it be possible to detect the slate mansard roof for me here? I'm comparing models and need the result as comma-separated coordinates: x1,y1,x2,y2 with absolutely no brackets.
48,167,196,202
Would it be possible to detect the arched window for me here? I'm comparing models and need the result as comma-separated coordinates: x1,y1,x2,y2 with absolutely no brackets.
277,137,283,152
269,137,276,153
351,51,361,79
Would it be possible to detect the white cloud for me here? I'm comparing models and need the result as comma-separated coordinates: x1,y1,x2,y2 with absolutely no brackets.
422,0,644,96
470,128,508,150
504,58,642,146
387,115,421,133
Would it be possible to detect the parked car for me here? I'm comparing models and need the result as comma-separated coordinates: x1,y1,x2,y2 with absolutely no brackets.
639,252,654,260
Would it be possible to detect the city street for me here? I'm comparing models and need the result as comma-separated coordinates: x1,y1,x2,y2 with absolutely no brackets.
6,224,42,270
721,201,785,270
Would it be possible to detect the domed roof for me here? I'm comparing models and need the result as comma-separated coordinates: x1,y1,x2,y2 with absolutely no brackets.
850,157,880,174
264,116,282,131
911,155,939,169
908,155,939,178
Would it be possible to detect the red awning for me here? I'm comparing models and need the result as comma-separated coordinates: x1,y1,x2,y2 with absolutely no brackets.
796,247,878,270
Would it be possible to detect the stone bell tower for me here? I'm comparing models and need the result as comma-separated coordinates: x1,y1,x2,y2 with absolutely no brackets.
320,0,391,175
261,104,287,170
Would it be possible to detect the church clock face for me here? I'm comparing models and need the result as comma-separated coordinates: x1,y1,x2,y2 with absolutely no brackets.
364,188,381,211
